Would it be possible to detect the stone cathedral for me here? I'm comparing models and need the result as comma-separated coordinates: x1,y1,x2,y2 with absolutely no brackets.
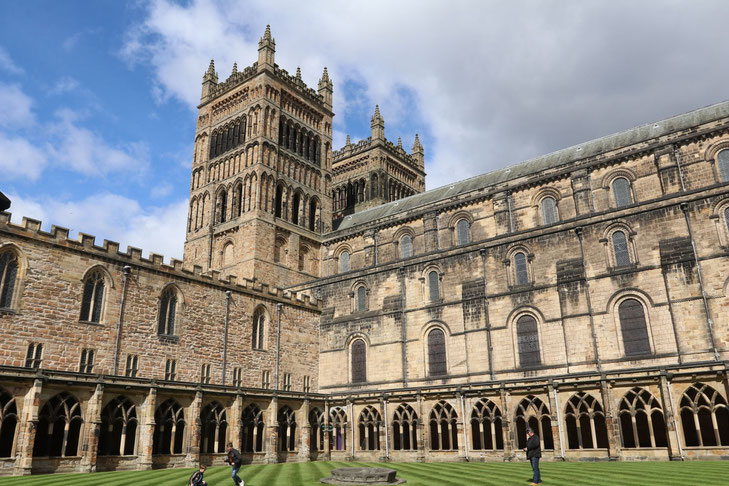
0,26,728,477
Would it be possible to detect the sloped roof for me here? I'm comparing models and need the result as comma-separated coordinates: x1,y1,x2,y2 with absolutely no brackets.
333,99,729,232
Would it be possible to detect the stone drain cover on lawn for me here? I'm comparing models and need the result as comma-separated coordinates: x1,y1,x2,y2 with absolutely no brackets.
320,467,406,485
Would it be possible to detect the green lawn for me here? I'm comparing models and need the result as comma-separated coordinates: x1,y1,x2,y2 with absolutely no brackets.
1,460,726,486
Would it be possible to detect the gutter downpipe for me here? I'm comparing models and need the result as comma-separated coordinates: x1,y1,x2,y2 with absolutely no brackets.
680,202,720,361
221,290,231,385
276,303,282,390
112,265,131,376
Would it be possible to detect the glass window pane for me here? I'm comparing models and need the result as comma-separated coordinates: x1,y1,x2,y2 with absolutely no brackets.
400,235,413,259
541,197,557,225
514,252,529,286
340,251,350,273
618,299,650,355
357,286,366,311
612,178,632,208
428,271,439,301
428,329,447,376
719,150,729,182
516,315,540,367
457,220,470,245
352,340,366,383
612,231,631,267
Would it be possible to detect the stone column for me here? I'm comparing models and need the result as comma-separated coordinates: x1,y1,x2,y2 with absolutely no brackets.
423,211,439,252
654,146,682,195
80,383,104,472
265,396,279,464
416,394,426,462
456,392,467,461
499,387,514,461
14,379,43,476
380,396,389,462
599,379,620,460
231,394,243,450
298,399,311,461
185,391,203,467
137,387,157,471
658,373,683,460
547,384,565,460
323,400,331,460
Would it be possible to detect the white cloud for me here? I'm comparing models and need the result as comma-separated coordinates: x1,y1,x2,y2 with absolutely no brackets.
6,192,188,260
122,0,729,190
0,83,35,127
50,76,80,94
0,133,48,181
0,47,23,75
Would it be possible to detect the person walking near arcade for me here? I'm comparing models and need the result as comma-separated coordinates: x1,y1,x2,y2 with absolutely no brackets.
225,442,244,486
523,427,542,485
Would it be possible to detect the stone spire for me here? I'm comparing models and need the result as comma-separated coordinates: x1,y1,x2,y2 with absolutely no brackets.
232,62,238,75
397,137,403,149
257,24,276,70
346,134,351,145
201,59,218,101
371,105,385,141
296,66,302,80
412,134,424,167
318,66,333,108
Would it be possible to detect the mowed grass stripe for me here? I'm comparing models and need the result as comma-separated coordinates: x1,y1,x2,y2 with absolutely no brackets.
1,460,727,485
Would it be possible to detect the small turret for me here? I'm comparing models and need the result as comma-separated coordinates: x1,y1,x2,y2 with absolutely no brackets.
411,134,424,167
257,25,276,71
318,66,333,108
397,137,403,149
201,59,218,101
371,105,385,141
231,62,238,76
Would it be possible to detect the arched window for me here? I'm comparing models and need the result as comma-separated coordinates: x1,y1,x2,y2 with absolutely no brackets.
612,230,631,267
278,406,296,452
80,270,105,323
429,401,458,451
339,250,350,273
330,407,348,451
541,197,558,225
618,299,651,356
217,190,227,223
564,392,609,449
309,408,324,452
516,315,540,367
309,199,318,231
152,399,185,454
0,250,18,309
241,404,264,452
718,150,729,182
428,270,440,301
515,395,554,450
427,328,447,376
724,207,729,237
0,390,18,458
400,234,413,259
619,387,667,448
98,396,137,456
514,252,529,286
252,310,265,350
158,287,178,336
33,392,83,457
470,399,504,450
358,406,382,451
274,238,285,264
680,383,729,447
292,193,300,225
201,402,228,454
356,286,367,312
456,219,470,246
274,185,283,218
612,177,633,208
298,246,308,272
392,404,418,451
351,339,366,383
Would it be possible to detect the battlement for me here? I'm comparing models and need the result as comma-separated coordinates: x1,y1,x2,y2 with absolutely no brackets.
332,135,420,169
0,211,321,310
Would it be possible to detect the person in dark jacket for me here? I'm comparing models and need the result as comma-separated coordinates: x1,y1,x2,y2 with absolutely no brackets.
225,442,244,486
523,427,542,485
189,464,207,486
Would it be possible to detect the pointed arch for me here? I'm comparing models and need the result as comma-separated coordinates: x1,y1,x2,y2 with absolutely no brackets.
470,398,504,450
33,392,83,457
564,392,609,449
392,403,418,451
153,399,185,454
429,401,458,451
358,405,382,451
0,389,18,458
241,403,264,452
330,406,348,451
618,387,667,448
514,395,554,450
278,405,296,452
98,396,137,456
201,401,228,453
680,383,729,447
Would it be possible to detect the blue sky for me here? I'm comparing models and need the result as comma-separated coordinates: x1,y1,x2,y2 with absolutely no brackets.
2,0,728,260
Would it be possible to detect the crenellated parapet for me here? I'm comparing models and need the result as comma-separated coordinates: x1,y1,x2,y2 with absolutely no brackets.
0,212,321,310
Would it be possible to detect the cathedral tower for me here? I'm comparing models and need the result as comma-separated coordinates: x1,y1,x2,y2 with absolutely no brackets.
184,26,334,285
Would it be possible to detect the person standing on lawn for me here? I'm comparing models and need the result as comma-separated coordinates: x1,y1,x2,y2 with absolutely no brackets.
523,427,542,485
225,442,244,486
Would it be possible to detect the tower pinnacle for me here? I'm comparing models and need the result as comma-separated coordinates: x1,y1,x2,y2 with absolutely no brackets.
318,66,333,108
257,25,276,70
371,105,385,141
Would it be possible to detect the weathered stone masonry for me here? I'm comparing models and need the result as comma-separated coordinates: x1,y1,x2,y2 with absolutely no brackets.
1,25,729,477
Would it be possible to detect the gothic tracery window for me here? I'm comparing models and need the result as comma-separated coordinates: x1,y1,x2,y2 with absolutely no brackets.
515,395,554,450
252,310,266,350
153,399,185,454
158,287,178,336
80,270,105,323
278,406,296,451
679,383,729,447
392,404,418,451
309,408,324,452
33,392,83,457
358,406,382,451
618,387,667,448
98,396,137,456
201,402,228,453
0,390,18,458
330,406,348,451
429,401,458,451
241,404,264,452
564,392,609,449
0,250,18,309
470,399,504,450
